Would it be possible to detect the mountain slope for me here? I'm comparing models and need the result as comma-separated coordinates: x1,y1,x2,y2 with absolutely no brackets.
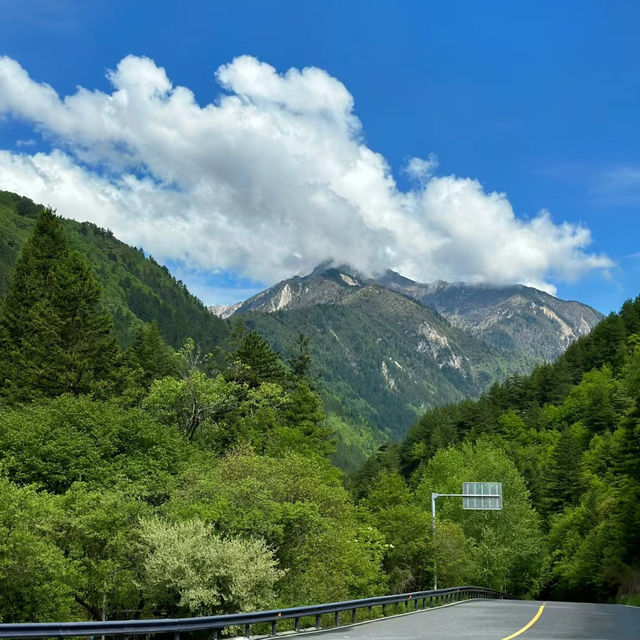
238,268,533,467
0,191,229,352
219,264,603,468
379,271,603,360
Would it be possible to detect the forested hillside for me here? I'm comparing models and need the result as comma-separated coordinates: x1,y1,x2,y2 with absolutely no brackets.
354,298,640,604
0,207,552,623
242,283,524,469
0,191,228,352
221,263,601,469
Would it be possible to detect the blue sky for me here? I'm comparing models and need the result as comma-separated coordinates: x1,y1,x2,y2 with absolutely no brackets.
0,0,638,312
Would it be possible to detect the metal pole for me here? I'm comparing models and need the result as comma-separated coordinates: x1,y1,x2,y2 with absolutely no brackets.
430,491,501,591
431,492,437,590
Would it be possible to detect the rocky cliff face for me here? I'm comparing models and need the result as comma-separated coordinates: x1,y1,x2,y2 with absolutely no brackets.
378,271,603,360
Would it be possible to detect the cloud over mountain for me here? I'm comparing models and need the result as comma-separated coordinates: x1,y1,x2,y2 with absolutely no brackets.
0,54,612,295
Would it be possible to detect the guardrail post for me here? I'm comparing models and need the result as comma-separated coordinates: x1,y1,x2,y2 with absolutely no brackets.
351,608,356,623
271,620,277,636
334,612,339,627
212,630,220,640
174,632,180,640
244,623,250,638
315,614,321,630
295,617,300,632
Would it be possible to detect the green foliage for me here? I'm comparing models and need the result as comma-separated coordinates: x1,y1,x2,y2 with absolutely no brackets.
141,517,283,616
124,323,178,398
0,191,374,622
228,324,287,387
416,440,547,597
0,396,189,497
0,209,118,402
0,191,229,353
0,476,76,622
362,472,433,592
288,333,313,379
161,452,386,605
55,485,152,621
145,371,240,442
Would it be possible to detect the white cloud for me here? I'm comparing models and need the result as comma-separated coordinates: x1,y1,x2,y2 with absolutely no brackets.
404,154,439,184
0,54,612,300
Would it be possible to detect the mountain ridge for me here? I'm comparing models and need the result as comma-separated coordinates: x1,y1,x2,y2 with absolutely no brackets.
211,262,603,361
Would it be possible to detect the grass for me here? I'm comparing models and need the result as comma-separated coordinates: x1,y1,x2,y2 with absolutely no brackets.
617,594,640,607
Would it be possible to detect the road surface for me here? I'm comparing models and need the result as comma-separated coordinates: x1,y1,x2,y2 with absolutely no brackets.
302,599,639,639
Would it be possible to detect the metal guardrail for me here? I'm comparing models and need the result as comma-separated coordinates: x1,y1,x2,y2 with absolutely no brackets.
0,586,508,639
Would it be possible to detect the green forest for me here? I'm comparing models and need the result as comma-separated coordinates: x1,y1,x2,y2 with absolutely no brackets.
0,191,228,354
0,207,637,624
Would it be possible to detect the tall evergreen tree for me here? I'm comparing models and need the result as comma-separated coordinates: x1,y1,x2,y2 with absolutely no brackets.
0,209,119,402
228,325,286,388
288,334,312,380
542,424,586,517
127,323,177,388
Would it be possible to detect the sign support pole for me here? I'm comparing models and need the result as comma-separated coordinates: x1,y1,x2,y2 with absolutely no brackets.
431,492,437,590
430,489,503,591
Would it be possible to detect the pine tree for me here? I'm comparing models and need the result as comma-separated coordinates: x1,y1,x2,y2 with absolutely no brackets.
0,209,119,402
128,323,177,387
284,379,334,456
228,326,286,388
542,424,586,516
288,334,312,380
0,208,66,342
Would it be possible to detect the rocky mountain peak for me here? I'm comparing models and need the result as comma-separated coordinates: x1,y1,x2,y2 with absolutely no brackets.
210,261,604,362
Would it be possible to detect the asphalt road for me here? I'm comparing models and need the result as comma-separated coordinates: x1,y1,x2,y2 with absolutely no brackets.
302,599,640,640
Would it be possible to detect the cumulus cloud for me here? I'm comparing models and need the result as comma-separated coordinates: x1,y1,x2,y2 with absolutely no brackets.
0,54,612,299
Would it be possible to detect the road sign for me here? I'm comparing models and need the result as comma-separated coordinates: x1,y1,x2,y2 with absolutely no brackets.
462,482,502,510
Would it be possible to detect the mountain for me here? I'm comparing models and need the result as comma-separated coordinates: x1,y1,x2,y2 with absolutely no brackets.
0,191,229,352
229,267,530,467
214,264,603,469
378,271,603,360
217,264,603,363
1,190,603,471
